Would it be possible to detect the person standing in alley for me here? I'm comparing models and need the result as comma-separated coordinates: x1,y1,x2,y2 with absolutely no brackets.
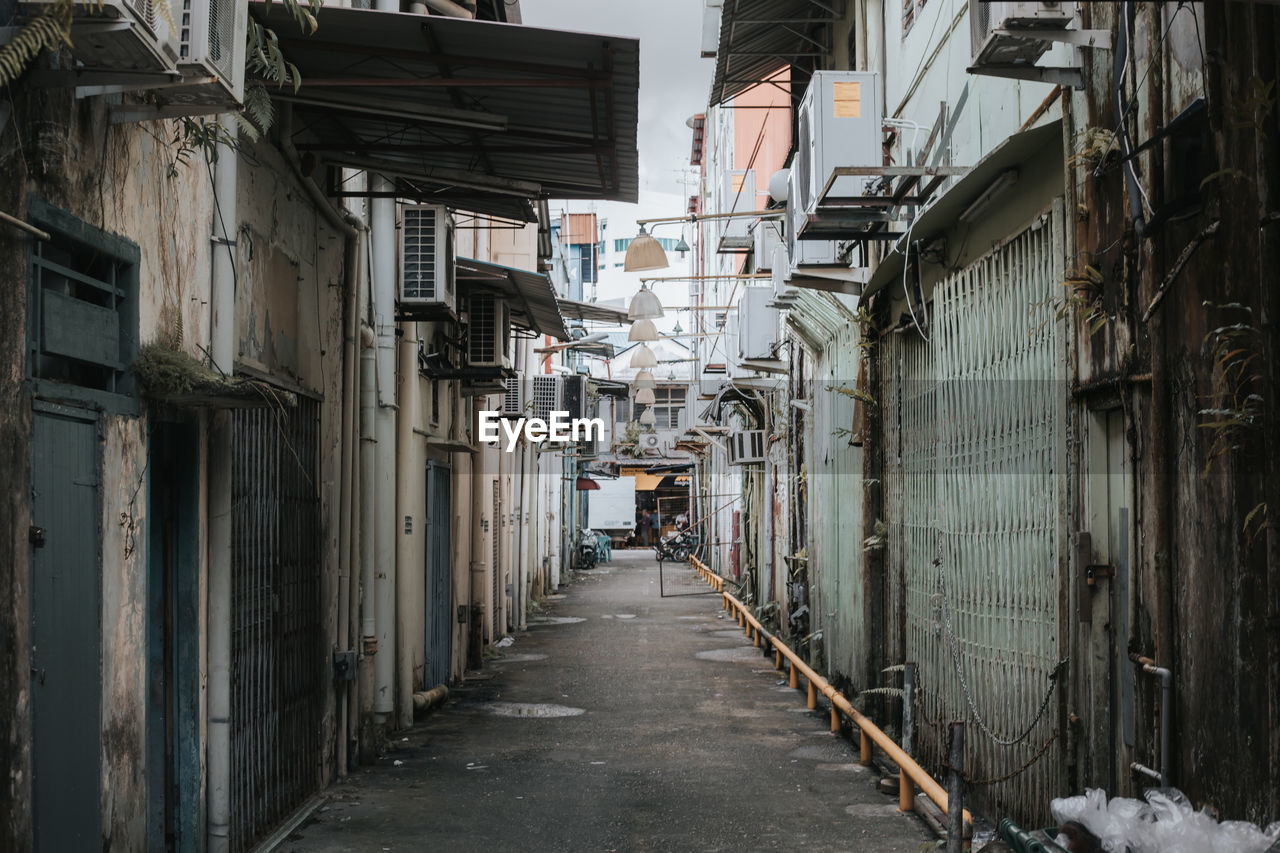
638,508,652,546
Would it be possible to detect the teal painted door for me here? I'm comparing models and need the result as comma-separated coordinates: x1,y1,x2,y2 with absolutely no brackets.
424,463,452,687
30,405,102,851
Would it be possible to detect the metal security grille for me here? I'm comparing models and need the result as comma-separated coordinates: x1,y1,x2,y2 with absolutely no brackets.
532,375,557,422
882,205,1066,824
230,398,323,852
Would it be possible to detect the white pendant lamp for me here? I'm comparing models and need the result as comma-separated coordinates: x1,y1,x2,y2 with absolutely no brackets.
634,387,656,406
629,344,658,369
633,370,656,389
638,407,657,426
627,286,664,321
623,225,669,272
628,318,659,342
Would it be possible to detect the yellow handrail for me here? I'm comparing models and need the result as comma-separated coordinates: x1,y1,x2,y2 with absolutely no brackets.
687,556,972,837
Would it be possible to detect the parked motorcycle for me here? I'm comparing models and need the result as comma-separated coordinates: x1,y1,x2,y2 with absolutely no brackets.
574,528,599,571
654,527,698,563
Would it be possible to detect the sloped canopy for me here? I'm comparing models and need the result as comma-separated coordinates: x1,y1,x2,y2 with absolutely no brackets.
710,0,837,106
456,258,569,340
251,3,639,222
557,299,630,324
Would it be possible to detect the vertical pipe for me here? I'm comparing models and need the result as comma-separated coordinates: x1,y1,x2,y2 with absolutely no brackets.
946,722,966,853
395,328,417,729
468,442,489,666
359,335,377,739
206,126,238,853
371,182,396,724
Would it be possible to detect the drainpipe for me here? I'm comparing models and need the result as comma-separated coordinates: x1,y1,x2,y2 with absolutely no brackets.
206,125,238,853
1131,655,1173,787
469,440,490,666
395,326,418,729
359,325,377,740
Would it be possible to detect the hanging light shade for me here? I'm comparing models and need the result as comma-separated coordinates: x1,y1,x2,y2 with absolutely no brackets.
627,286,664,320
638,407,657,426
633,370,656,389
674,235,690,258
629,344,658,369
623,225,669,272
634,387,656,406
628,318,659,342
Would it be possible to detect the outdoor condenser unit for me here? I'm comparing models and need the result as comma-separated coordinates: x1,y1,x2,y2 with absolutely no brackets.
17,0,179,79
465,294,511,370
560,375,587,421
160,0,249,111
727,430,766,466
787,70,882,271
737,286,779,361
499,377,524,418
400,205,456,312
970,1,1077,66
532,375,558,422
718,170,756,251
753,220,784,271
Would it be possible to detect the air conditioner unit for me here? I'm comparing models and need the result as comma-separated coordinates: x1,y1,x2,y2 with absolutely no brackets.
532,375,558,422
155,0,248,113
718,169,755,252
640,433,662,452
737,286,779,361
18,0,179,80
727,430,766,465
771,246,800,306
400,205,456,312
788,70,882,270
560,375,587,421
753,220,784,271
970,1,1076,66
499,377,524,418
466,294,511,369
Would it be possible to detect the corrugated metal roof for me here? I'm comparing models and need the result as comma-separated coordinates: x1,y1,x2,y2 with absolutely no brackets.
557,299,630,324
709,0,836,106
252,3,639,221
785,289,849,349
456,257,569,340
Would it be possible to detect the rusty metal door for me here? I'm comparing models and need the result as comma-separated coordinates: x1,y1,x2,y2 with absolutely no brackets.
424,462,452,687
230,398,323,852
30,403,101,852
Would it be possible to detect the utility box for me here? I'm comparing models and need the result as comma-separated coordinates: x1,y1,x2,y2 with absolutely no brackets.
737,286,779,361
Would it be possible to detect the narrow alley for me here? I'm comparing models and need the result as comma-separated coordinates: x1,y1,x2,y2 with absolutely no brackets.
288,551,932,853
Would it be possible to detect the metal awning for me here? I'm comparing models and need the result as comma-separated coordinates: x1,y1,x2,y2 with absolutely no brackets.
251,3,639,222
456,258,569,340
709,0,840,106
863,120,1063,298
557,299,630,324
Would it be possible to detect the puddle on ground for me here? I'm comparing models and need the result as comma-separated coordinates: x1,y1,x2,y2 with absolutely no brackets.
817,763,871,773
482,702,585,718
614,614,637,619
695,646,765,663
545,594,567,600
526,616,586,625
709,630,750,639
489,654,548,664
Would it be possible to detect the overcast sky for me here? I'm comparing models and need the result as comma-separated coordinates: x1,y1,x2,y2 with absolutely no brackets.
522,1,714,312
521,0,712,201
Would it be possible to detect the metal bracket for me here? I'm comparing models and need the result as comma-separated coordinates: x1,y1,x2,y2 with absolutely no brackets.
1086,563,1115,586
967,63,1084,89
29,526,45,548
992,27,1112,50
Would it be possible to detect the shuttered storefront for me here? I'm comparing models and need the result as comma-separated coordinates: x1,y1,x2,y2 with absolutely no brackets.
882,203,1068,823
231,398,324,852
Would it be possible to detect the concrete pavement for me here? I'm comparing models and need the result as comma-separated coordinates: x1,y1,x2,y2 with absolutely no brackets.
286,551,935,852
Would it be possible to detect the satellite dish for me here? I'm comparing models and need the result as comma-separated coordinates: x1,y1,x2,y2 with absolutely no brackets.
768,169,790,203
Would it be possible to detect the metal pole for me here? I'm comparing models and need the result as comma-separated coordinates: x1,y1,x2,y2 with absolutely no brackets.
947,722,965,853
902,663,916,756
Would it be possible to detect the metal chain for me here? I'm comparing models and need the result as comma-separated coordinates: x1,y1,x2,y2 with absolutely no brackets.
944,729,1061,787
933,534,1068,747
